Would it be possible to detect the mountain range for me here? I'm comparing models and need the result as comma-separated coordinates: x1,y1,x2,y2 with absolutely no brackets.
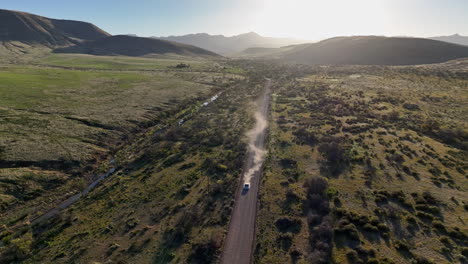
1,9,468,64
429,34,468,47
156,32,306,55
239,36,468,65
54,35,220,57
0,9,109,46
0,9,219,57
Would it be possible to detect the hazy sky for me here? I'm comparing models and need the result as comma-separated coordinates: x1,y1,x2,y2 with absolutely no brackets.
2,0,468,40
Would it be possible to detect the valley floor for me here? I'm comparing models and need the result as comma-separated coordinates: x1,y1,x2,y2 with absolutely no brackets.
0,56,466,264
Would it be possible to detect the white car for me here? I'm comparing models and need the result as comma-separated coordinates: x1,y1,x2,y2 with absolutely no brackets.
243,183,250,190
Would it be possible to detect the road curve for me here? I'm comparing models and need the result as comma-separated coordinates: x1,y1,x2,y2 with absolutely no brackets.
221,79,271,264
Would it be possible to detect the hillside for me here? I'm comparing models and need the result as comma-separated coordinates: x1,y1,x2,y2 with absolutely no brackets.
430,34,468,47
54,35,221,57
244,36,468,66
0,9,110,47
156,32,306,55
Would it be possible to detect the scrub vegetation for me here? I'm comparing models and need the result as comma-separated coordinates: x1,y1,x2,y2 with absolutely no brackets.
255,62,467,264
0,53,248,263
0,50,467,264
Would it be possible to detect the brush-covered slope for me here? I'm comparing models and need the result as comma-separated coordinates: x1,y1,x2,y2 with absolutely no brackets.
55,35,221,57
0,9,110,46
274,36,468,65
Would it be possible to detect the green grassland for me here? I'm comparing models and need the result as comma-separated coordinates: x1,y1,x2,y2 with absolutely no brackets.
0,53,247,259
35,53,216,71
255,65,467,264
0,63,265,263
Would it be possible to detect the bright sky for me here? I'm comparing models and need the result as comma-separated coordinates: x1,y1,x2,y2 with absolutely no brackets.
2,0,468,40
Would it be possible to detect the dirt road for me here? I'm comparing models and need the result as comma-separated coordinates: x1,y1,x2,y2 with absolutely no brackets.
221,79,271,264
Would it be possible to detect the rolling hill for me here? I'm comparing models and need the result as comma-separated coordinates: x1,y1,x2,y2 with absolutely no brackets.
156,32,306,55
243,36,468,65
0,9,110,46
430,34,468,47
54,35,221,57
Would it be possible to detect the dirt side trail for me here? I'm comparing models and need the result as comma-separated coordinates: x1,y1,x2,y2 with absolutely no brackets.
221,79,271,264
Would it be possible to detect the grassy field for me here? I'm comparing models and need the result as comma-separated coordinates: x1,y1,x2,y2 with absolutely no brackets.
0,53,246,259
255,64,467,264
34,54,217,71
0,60,265,263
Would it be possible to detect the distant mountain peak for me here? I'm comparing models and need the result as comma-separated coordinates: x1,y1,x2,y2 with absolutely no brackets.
429,34,468,46
157,32,306,55
240,31,261,37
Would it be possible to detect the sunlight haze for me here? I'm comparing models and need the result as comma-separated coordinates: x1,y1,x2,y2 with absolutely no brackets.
1,0,467,39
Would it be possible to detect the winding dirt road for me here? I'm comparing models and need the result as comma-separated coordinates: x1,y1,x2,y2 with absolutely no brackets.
221,79,271,264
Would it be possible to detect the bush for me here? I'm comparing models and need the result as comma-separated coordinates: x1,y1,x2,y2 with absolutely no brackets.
304,177,328,196
461,247,468,257
395,240,411,252
335,223,360,241
318,141,347,164
403,103,420,111
275,217,302,234
188,239,220,264
293,127,318,145
363,223,379,232
0,238,32,263
432,220,445,231
277,234,293,250
413,255,434,264
346,249,359,263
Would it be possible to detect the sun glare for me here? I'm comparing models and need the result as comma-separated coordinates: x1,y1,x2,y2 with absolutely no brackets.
255,0,388,40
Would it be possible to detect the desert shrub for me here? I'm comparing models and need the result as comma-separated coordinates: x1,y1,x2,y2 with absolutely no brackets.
387,110,400,122
277,233,293,250
304,177,328,196
403,103,420,111
406,215,418,225
448,227,467,242
375,193,388,203
303,176,333,263
415,211,434,221
0,238,32,263
275,217,302,234
431,221,445,232
309,217,333,264
394,240,411,252
415,204,440,215
175,63,190,68
335,223,360,241
318,141,347,164
293,127,318,145
188,238,221,264
346,249,360,264
289,248,302,262
364,223,379,232
461,247,468,257
279,158,297,169
412,255,434,264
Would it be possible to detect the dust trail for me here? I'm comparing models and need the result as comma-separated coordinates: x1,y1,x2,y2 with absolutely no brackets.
243,106,268,184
